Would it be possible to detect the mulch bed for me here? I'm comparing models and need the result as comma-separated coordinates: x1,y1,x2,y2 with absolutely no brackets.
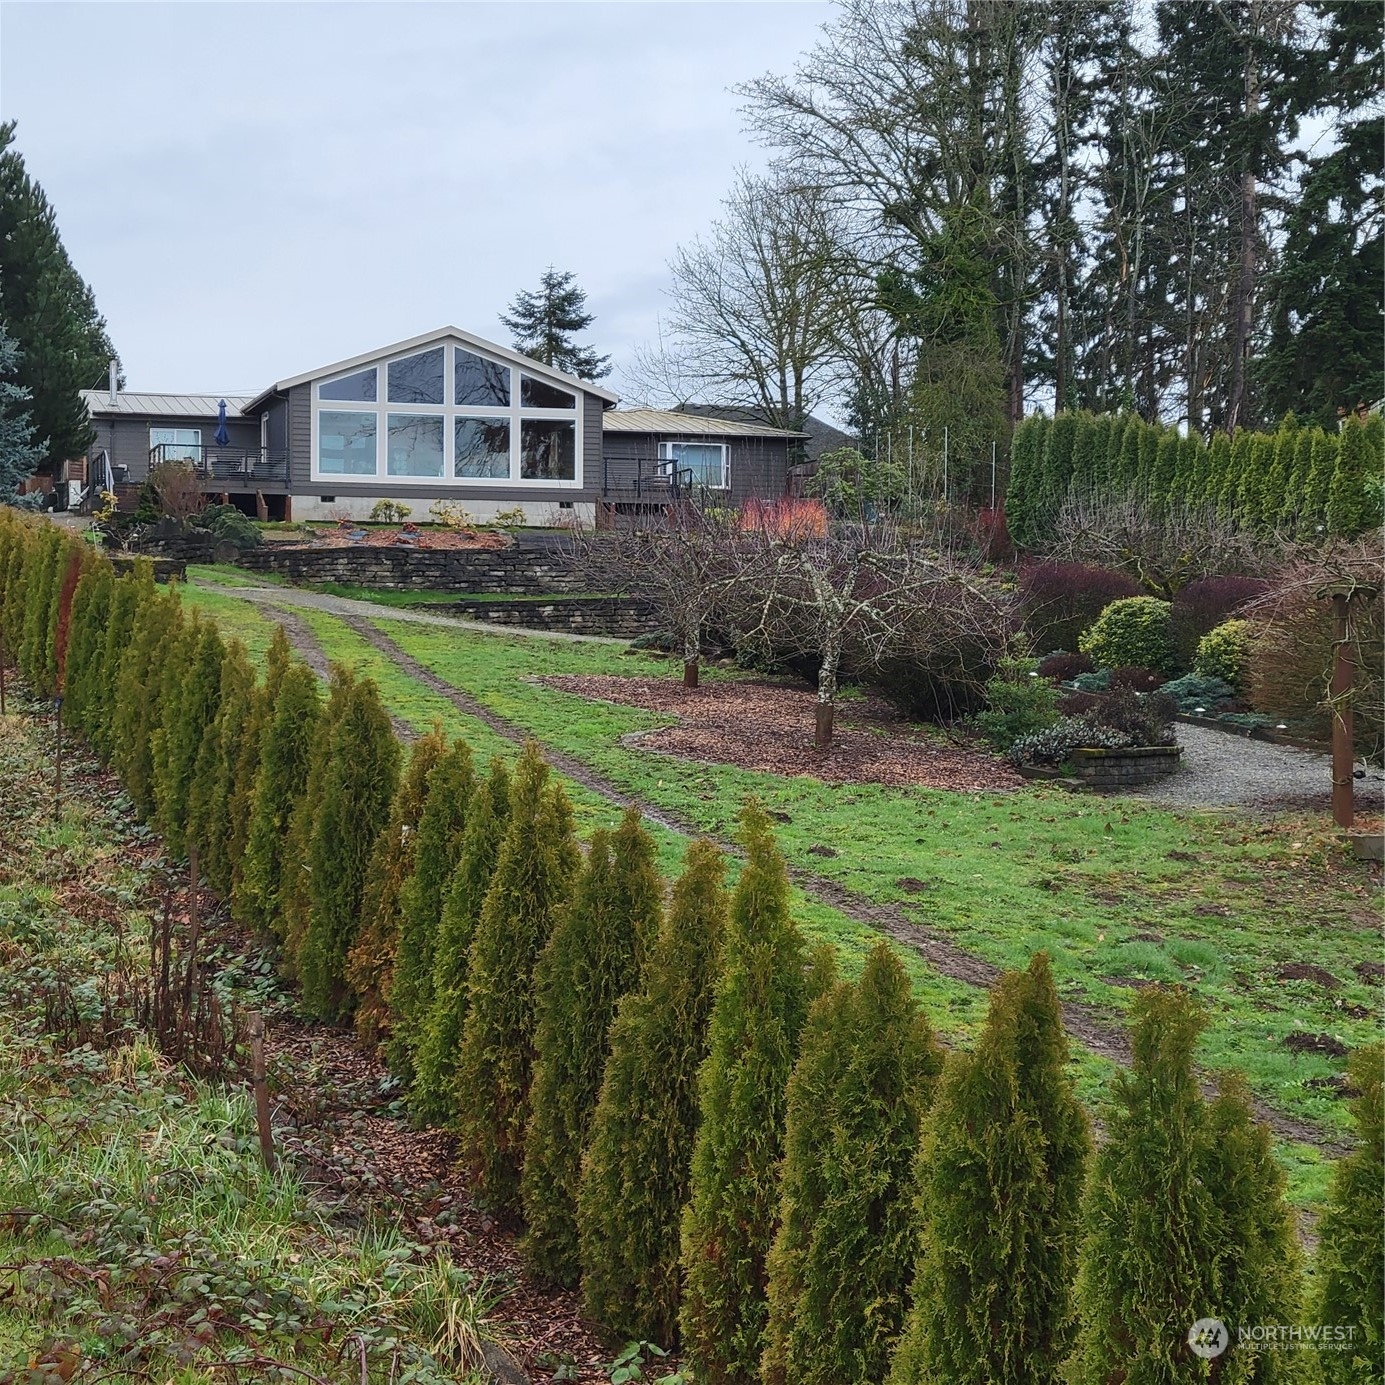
304,526,510,551
542,674,1023,793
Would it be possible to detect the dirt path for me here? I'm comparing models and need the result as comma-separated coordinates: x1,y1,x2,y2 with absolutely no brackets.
331,616,1343,1156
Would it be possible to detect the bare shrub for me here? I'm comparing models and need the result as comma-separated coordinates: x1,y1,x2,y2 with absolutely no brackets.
148,461,206,522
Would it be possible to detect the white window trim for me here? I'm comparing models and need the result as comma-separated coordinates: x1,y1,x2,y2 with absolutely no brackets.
659,439,729,491
310,341,584,488
150,426,203,457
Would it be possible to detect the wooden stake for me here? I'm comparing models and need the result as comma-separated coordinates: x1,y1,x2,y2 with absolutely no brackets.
0,631,7,716
1330,592,1355,831
54,698,62,817
183,846,201,1012
249,1012,276,1173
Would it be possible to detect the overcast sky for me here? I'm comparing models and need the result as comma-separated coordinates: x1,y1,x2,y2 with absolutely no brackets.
0,1,831,402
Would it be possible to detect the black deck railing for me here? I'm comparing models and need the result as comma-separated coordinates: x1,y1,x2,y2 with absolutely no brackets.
600,456,712,509
149,445,289,486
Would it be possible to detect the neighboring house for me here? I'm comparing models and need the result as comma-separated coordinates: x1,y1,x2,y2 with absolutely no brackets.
671,403,853,463
79,326,808,523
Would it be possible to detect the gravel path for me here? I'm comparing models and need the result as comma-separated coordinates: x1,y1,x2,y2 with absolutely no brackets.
1130,724,1385,812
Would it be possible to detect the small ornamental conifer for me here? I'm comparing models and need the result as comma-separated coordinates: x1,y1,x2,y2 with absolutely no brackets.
153,616,225,857
763,942,943,1385
386,738,476,1080
888,953,1089,1385
454,743,581,1212
346,728,447,1049
113,590,184,819
1314,1045,1384,1385
18,522,59,690
89,567,150,760
0,524,28,659
299,674,401,1020
234,661,323,940
680,801,815,1385
61,566,113,734
577,837,729,1348
411,756,512,1128
521,807,662,1285
186,640,255,893
45,543,86,696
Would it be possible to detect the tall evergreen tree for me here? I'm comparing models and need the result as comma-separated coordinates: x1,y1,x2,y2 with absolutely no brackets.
763,942,943,1385
299,675,400,1021
454,743,581,1212
680,801,816,1385
0,320,43,498
0,122,119,468
346,728,448,1049
890,953,1089,1385
412,755,512,1127
1326,414,1383,536
500,268,611,380
152,617,225,857
521,807,662,1285
1314,1045,1384,1385
233,661,323,939
386,738,476,1080
577,837,729,1347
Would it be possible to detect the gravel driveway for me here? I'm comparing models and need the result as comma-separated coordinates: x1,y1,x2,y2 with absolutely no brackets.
1130,723,1385,812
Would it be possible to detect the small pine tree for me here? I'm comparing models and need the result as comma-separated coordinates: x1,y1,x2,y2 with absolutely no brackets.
346,728,448,1049
500,267,611,380
888,952,1090,1385
763,942,943,1385
1072,988,1216,1383
112,589,183,819
521,807,662,1285
186,639,255,894
1314,1045,1384,1385
577,837,729,1347
299,674,401,1020
386,738,476,1080
153,616,225,857
412,756,512,1127
680,801,814,1385
233,661,323,939
1327,414,1383,536
454,743,581,1212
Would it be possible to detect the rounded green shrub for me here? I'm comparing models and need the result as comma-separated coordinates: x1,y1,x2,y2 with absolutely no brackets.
1193,618,1252,690
1078,596,1176,674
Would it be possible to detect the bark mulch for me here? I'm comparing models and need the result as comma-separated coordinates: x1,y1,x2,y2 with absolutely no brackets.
543,674,1024,793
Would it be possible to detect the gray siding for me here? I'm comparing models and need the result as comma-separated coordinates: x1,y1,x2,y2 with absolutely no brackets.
88,412,258,484
265,397,289,459
288,384,312,486
601,431,790,505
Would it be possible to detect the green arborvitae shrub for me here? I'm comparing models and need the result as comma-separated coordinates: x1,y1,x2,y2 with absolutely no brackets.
1327,414,1384,537
1279,427,1316,530
346,728,448,1050
1005,415,1050,550
89,567,150,761
888,953,1089,1385
1193,619,1253,690
112,589,183,818
1199,433,1231,511
1113,416,1144,494
1171,433,1204,511
18,522,59,691
1300,427,1339,536
61,566,113,735
1079,596,1176,674
298,674,401,1021
386,738,476,1081
1314,1045,1384,1384
233,661,323,940
1257,426,1297,533
1150,427,1180,508
680,801,814,1385
412,756,512,1127
1039,411,1079,528
153,616,225,858
454,743,581,1212
521,807,662,1286
1219,432,1254,522
186,639,255,895
45,542,87,697
577,837,729,1348
763,943,943,1385
1066,412,1100,499
1138,420,1160,493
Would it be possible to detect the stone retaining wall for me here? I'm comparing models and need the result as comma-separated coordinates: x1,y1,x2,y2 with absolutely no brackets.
444,596,658,640
1067,745,1181,788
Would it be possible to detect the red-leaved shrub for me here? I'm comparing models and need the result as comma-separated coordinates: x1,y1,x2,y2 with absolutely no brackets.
1170,576,1270,668
1037,651,1094,683
1019,562,1141,655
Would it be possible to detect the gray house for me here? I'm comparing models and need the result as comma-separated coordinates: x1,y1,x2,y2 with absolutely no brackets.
80,326,806,523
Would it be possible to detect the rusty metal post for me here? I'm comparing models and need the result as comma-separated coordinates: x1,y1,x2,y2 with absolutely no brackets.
1329,592,1355,830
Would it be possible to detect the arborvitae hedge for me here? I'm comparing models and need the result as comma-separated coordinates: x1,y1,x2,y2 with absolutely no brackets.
62,566,112,734
112,589,183,818
19,522,59,693
186,639,255,893
387,738,476,1080
411,755,511,1127
680,801,815,1385
577,837,728,1347
234,661,324,941
299,674,401,1021
90,567,149,761
454,743,580,1212
763,942,942,1385
521,807,662,1286
888,953,1088,1385
346,728,447,1049
1328,414,1384,537
1314,1045,1384,1384
153,616,225,857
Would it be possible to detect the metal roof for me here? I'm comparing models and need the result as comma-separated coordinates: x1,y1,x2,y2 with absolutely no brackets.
241,325,621,413
81,390,255,419
603,408,810,440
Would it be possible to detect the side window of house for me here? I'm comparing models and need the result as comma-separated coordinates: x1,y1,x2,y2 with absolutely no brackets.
150,427,202,462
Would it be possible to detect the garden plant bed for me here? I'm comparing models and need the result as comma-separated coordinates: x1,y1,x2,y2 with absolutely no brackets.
302,525,512,551
543,675,1026,791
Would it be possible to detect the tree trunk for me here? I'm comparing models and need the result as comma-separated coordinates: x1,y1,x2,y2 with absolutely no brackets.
683,659,699,690
815,654,838,752
815,700,835,752
682,625,701,690
1227,19,1260,433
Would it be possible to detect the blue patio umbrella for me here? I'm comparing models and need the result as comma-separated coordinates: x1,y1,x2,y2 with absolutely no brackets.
213,399,230,448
